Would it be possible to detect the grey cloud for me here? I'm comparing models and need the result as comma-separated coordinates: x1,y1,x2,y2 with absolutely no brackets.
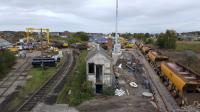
0,0,200,33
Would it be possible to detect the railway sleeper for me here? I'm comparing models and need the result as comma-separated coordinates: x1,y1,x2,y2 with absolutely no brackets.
39,89,49,93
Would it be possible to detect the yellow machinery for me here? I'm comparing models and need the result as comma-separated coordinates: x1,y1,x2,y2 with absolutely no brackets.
147,51,168,62
119,37,128,48
26,28,50,44
63,43,68,48
8,47,19,54
125,43,134,48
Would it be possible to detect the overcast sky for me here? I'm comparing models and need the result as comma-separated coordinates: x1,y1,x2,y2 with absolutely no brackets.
0,0,200,33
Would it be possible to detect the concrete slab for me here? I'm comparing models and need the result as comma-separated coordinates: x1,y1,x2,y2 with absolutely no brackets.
1,81,12,87
32,103,79,112
3,85,16,96
0,81,3,85
20,72,27,76
0,88,7,95
3,80,24,96
17,76,25,80
7,76,17,81
15,80,26,87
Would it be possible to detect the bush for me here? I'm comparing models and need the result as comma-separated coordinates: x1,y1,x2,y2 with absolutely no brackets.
156,30,177,49
57,50,94,106
0,50,16,78
144,38,154,44
103,86,115,96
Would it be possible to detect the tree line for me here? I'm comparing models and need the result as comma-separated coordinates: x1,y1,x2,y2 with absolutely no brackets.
119,30,177,49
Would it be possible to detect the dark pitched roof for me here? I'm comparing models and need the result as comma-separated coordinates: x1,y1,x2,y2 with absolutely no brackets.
87,45,112,61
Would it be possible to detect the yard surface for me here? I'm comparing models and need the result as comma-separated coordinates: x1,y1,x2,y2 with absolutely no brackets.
176,41,200,52
77,50,157,112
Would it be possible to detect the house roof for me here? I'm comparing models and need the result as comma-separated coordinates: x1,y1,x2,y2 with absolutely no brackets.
87,45,112,61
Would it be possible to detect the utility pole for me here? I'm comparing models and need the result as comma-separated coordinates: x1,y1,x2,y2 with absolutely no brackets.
39,28,44,70
115,0,118,45
113,0,121,54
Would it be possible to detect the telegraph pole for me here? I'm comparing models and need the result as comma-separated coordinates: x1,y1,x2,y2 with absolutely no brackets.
114,0,121,54
39,28,44,70
115,0,118,45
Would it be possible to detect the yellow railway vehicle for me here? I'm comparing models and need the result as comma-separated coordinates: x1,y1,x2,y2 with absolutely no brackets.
160,62,200,105
147,50,168,62
137,43,200,106
135,42,143,49
125,43,134,48
139,43,144,49
141,46,152,54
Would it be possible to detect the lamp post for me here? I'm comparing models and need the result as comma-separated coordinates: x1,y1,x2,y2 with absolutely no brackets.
115,0,118,45
114,0,121,54
39,28,44,70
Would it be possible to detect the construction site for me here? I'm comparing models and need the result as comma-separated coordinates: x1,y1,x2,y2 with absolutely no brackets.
0,27,200,112
0,0,200,112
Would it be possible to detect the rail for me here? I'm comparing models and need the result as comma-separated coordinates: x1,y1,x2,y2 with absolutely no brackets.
15,50,74,112
134,48,179,112
0,57,31,97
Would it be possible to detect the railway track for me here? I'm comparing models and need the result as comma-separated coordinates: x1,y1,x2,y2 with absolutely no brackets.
15,50,74,112
133,48,179,112
0,57,32,97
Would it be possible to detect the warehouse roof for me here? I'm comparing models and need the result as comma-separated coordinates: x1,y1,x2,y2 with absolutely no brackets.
0,38,12,48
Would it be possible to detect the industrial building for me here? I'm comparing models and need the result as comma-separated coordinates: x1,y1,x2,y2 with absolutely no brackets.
86,45,113,93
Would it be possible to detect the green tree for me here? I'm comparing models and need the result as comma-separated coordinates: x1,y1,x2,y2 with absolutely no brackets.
144,38,154,44
156,33,165,48
156,30,177,49
145,33,150,38
72,32,89,41
120,32,133,40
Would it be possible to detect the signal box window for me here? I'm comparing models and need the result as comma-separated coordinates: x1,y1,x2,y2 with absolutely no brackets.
88,63,95,74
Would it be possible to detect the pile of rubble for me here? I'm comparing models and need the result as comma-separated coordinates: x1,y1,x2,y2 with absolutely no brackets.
178,102,200,112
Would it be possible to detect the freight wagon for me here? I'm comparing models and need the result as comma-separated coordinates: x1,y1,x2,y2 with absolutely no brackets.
32,57,56,67
136,42,200,106
160,62,200,105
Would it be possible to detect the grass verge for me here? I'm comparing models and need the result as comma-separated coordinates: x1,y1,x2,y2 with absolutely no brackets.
57,50,94,106
176,41,200,52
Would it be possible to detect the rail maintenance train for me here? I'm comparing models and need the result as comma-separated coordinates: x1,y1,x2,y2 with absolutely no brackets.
135,42,200,106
